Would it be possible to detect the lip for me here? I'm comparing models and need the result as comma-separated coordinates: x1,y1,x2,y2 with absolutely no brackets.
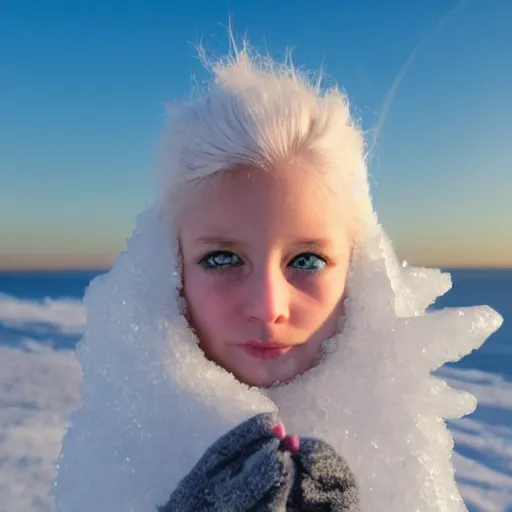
236,340,293,361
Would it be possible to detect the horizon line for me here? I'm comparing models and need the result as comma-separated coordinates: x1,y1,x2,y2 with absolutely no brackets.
0,263,511,273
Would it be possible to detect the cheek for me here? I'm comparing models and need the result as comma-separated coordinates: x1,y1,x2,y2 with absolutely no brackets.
295,270,347,324
182,267,232,337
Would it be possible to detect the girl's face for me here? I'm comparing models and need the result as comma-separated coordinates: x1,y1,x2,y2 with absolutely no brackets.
178,167,352,387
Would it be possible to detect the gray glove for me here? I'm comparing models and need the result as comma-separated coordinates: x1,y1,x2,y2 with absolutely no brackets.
159,412,360,511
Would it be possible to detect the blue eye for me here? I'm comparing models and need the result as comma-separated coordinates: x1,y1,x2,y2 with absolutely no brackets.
199,251,327,273
290,253,327,272
200,251,242,270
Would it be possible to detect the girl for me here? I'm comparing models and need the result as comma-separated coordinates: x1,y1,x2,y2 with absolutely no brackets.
55,45,502,511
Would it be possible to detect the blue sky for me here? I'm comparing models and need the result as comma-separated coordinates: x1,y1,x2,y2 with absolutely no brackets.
1,0,511,269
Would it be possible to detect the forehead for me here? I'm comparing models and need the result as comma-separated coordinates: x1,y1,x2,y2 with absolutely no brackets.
178,168,350,246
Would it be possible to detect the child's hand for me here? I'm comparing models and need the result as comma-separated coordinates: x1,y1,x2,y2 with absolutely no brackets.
159,412,360,511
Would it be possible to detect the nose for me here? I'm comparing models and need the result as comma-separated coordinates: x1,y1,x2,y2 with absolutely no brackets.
242,265,290,325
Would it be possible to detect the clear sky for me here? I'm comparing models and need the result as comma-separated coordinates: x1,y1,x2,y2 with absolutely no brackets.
1,0,510,270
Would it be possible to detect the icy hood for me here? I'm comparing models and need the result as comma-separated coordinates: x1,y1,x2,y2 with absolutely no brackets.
55,206,502,512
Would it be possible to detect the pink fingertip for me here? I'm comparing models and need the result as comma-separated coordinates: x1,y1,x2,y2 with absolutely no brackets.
271,423,286,440
284,434,300,454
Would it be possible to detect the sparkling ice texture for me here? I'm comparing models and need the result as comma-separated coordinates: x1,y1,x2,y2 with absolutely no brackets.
55,207,502,512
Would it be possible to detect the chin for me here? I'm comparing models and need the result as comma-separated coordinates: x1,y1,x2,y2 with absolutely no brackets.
230,367,274,388
234,368,297,389
235,373,271,388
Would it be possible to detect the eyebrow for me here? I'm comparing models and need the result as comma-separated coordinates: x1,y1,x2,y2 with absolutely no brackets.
193,235,333,249
193,235,239,246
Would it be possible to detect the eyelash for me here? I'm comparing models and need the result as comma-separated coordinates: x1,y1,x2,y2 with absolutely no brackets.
198,250,328,274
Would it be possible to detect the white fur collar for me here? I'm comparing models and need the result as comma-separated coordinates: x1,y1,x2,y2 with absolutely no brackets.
55,207,502,512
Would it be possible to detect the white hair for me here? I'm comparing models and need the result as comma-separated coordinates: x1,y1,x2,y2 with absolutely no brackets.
158,43,375,242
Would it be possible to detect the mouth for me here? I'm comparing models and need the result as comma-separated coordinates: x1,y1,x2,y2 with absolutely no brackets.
236,340,293,361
